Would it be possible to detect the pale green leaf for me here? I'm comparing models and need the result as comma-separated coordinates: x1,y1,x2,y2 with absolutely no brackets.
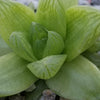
59,0,78,11
35,0,66,39
64,6,100,61
88,37,100,53
83,51,100,68
9,32,37,62
46,56,100,100
0,53,37,97
31,22,48,59
31,22,64,59
43,31,64,58
28,55,67,79
0,36,11,56
0,0,35,44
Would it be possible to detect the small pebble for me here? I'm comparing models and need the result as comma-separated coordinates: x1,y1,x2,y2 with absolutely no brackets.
42,89,56,100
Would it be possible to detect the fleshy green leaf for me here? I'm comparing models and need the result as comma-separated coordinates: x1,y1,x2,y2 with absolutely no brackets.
0,53,37,97
83,51,100,68
31,22,48,59
43,31,64,58
31,22,64,59
46,56,100,100
26,80,48,100
9,32,37,62
28,55,67,79
0,0,35,44
35,0,66,39
59,0,78,11
64,6,100,61
88,37,100,53
0,36,11,56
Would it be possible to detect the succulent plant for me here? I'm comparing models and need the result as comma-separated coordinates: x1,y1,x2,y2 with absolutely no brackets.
0,0,100,100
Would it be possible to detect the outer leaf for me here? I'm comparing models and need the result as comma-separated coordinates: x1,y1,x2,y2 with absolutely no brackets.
28,55,67,79
0,36,11,56
0,53,37,97
0,0,35,44
35,0,66,39
46,56,100,100
64,6,100,61
31,22,64,59
9,32,37,62
59,0,78,11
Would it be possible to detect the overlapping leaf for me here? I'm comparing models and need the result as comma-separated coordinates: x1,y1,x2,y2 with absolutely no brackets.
28,55,67,79
43,31,64,58
35,0,66,39
46,56,100,100
0,53,37,97
59,0,78,11
31,22,64,59
0,36,11,56
64,6,100,61
0,0,35,44
88,37,100,52
9,32,37,62
31,22,48,59
83,51,100,68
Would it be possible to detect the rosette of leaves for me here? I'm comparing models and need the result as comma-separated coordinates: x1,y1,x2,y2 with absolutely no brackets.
0,0,100,100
